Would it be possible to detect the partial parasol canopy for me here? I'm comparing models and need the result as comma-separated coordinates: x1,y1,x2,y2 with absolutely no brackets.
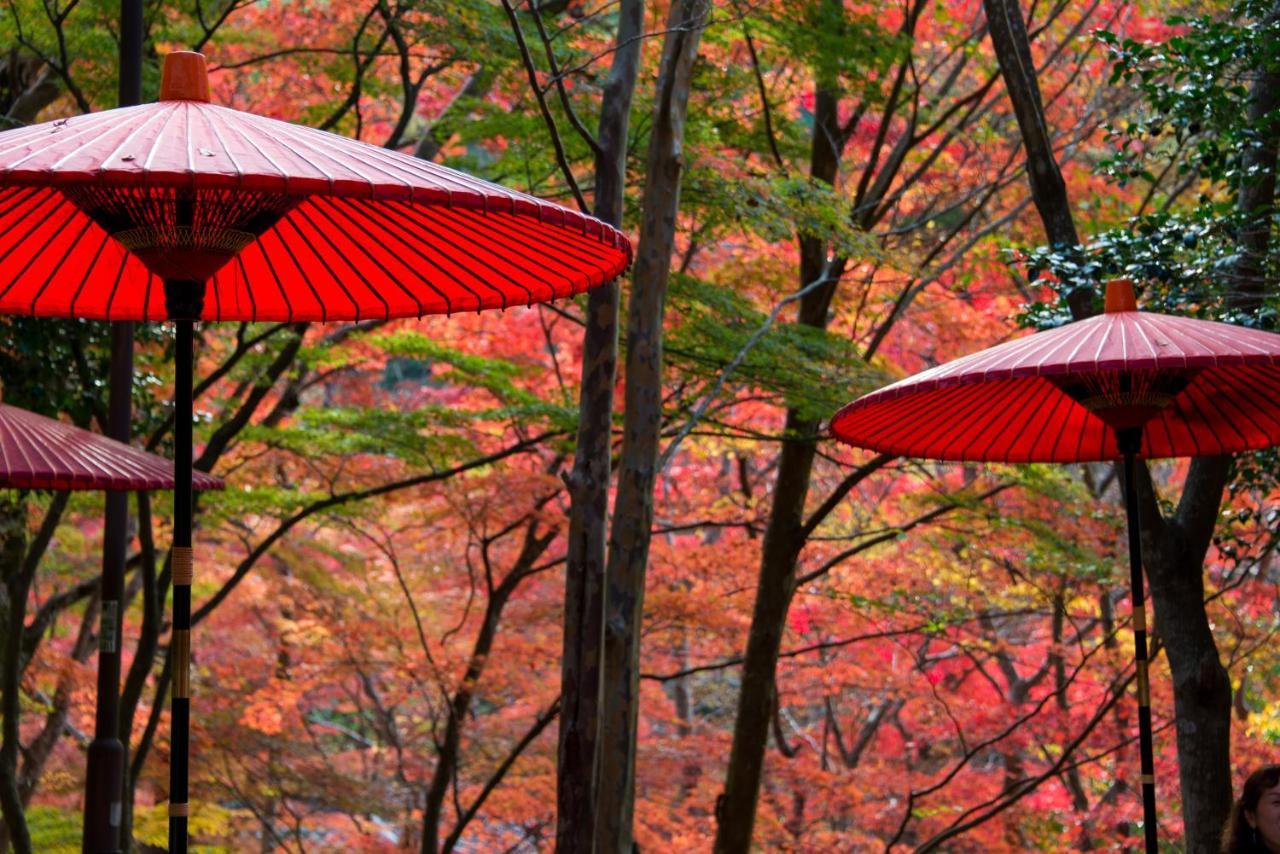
0,402,223,491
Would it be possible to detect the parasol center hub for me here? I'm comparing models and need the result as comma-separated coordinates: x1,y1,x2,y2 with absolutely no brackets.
1077,398,1170,431
1051,368,1196,431
1115,426,1143,455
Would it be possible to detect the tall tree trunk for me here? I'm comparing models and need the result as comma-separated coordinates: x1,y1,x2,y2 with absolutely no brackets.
713,69,846,854
712,413,819,854
1223,9,1280,318
596,2,708,850
557,1,645,851
1139,461,1233,854
119,490,160,853
83,11,142,846
0,498,32,854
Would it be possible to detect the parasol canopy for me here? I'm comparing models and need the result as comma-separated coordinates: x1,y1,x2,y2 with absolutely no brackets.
831,283,1280,462
0,402,222,491
0,54,631,323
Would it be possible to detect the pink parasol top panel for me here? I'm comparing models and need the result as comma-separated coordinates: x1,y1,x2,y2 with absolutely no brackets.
0,404,224,491
831,295,1280,462
0,53,631,322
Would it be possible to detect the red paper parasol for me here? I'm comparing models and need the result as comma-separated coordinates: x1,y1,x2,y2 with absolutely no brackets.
832,286,1280,463
0,51,630,852
0,67,630,322
0,403,222,491
831,280,1280,853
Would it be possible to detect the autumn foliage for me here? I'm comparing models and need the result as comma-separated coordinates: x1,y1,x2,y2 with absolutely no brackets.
0,0,1277,852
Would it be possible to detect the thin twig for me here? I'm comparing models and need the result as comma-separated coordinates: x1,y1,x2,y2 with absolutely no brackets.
527,0,603,157
657,268,841,471
729,0,785,169
500,0,590,212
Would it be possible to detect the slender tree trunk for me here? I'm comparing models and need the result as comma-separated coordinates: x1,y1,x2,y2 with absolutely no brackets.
713,3,1079,847
21,591,99,805
422,604,509,854
1051,590,1093,844
712,3,946,841
1,59,60,126
413,68,494,162
595,2,708,850
557,2,645,851
713,414,819,854
980,0,1089,316
423,527,553,852
0,498,32,854
713,63,845,854
119,491,159,853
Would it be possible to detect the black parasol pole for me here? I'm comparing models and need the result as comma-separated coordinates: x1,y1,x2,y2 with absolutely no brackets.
165,280,202,854
1117,426,1158,854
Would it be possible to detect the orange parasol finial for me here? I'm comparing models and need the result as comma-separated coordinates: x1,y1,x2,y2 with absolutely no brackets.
159,51,210,103
1105,278,1138,313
